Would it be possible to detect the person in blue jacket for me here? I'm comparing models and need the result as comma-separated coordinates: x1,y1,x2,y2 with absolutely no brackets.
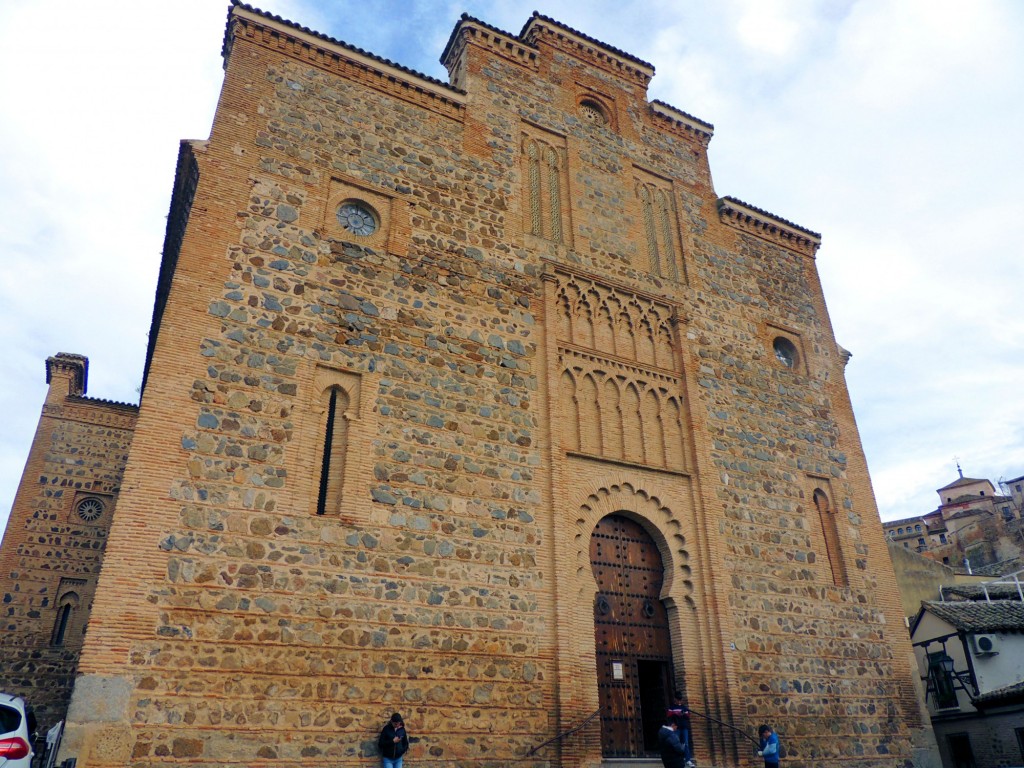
757,723,780,768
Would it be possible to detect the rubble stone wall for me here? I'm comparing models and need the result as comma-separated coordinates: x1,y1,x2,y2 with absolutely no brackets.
48,8,929,768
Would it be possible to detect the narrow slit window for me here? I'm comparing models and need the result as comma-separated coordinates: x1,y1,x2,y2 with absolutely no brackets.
814,488,848,587
51,591,79,646
317,385,350,515
52,604,71,646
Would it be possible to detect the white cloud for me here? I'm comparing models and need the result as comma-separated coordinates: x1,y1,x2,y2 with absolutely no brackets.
732,0,817,58
1,0,1022,534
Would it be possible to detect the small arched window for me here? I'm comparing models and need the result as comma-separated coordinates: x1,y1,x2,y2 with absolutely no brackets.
814,488,847,587
51,592,80,646
317,385,351,516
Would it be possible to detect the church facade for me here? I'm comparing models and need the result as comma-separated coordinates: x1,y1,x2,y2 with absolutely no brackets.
1,4,933,767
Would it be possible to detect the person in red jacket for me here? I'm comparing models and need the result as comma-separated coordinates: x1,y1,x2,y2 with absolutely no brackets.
665,691,695,767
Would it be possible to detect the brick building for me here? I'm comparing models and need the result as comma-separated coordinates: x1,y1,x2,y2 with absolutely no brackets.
0,354,137,728
1,4,935,767
884,471,1024,573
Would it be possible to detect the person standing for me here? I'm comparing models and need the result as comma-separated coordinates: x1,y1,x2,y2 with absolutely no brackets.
757,723,780,768
658,719,688,768
665,690,694,767
378,712,409,768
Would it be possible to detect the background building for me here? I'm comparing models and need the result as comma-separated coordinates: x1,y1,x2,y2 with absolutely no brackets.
885,470,1024,574
911,573,1024,768
1,4,933,767
0,354,137,728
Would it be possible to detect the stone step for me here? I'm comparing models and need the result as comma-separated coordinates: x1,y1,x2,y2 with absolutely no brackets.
601,760,663,768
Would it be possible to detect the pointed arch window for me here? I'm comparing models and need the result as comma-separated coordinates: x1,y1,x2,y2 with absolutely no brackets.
814,488,848,587
51,592,80,646
311,368,362,516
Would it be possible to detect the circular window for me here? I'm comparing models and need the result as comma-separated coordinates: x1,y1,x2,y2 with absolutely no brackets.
579,98,608,125
76,498,104,522
773,337,798,368
336,201,378,237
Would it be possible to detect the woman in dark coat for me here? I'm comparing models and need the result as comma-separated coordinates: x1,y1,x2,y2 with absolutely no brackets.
378,712,409,768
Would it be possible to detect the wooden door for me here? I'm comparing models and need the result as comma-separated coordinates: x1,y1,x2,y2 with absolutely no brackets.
592,514,673,757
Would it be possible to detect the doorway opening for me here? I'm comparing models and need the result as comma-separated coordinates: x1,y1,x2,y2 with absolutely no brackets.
592,513,674,757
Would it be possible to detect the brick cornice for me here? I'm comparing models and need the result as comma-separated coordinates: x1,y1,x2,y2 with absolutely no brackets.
717,196,821,256
650,100,714,146
442,15,540,75
43,398,139,431
521,14,654,88
227,3,466,114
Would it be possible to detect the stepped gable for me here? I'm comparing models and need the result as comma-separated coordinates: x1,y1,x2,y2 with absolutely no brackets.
650,99,715,141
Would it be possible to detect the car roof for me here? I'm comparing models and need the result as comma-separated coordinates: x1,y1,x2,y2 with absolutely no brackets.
0,693,25,708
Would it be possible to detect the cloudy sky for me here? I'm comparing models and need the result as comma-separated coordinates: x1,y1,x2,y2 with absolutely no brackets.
1,0,1022,532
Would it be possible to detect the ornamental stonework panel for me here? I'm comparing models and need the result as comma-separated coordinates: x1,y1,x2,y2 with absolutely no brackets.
553,269,689,472
522,126,570,247
634,168,685,282
560,350,688,472
553,270,676,369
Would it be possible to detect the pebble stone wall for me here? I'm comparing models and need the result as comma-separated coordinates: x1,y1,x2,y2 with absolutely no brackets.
51,6,932,768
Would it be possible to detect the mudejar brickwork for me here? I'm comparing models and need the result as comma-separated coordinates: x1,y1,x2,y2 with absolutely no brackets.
0,4,934,767
0,355,137,728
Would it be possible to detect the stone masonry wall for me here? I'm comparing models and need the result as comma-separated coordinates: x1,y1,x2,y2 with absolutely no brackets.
0,355,137,729
58,8,929,768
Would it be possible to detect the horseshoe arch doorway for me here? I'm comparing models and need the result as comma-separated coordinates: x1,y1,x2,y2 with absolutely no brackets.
591,513,675,758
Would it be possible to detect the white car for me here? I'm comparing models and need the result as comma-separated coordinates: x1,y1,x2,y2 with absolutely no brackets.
0,693,33,767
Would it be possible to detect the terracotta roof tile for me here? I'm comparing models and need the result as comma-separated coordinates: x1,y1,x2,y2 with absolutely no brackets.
938,475,989,492
941,583,1024,601
923,600,1024,632
521,12,655,71
69,395,139,411
973,679,1024,707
